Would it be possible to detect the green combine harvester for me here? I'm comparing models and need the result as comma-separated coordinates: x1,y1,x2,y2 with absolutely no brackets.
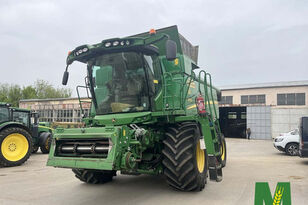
0,103,52,167
47,26,226,191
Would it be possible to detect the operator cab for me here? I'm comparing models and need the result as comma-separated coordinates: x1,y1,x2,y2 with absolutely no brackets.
62,29,177,117
92,51,160,114
0,102,38,130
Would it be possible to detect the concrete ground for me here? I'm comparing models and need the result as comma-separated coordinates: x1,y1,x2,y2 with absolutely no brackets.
0,138,307,205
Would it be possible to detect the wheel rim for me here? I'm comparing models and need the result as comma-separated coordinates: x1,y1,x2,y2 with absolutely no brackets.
1,133,29,161
288,145,298,155
196,141,205,173
45,137,50,150
220,142,225,161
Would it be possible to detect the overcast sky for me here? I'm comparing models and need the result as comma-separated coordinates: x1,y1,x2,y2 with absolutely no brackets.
1,0,307,93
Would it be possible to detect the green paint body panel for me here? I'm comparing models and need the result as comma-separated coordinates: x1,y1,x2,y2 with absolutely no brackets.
47,127,120,170
47,25,223,179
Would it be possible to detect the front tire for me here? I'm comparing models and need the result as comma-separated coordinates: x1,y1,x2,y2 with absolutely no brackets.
220,135,227,167
285,143,299,156
72,169,116,184
162,123,208,191
0,127,32,167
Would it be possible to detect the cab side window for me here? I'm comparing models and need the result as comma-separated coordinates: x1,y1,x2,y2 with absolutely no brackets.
0,107,9,122
144,55,162,95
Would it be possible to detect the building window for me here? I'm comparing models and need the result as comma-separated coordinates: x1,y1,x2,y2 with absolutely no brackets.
241,112,247,119
277,93,306,105
227,112,237,119
220,96,233,104
241,95,266,104
241,96,248,104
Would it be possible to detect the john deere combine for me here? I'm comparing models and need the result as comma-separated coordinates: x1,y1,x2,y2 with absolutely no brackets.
47,26,226,191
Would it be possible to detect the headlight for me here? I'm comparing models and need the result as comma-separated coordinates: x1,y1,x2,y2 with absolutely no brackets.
113,41,119,46
275,138,284,142
105,42,111,47
120,41,125,46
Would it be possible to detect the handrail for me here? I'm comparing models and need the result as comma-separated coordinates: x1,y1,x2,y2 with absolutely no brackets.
76,85,92,117
198,70,212,116
206,73,222,133
206,73,218,120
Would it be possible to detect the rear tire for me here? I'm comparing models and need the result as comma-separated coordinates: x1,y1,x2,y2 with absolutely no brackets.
39,132,52,154
72,169,116,184
285,143,299,156
162,123,208,191
0,127,32,167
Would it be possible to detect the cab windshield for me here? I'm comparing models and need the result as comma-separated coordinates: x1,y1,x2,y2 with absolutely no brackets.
91,51,156,115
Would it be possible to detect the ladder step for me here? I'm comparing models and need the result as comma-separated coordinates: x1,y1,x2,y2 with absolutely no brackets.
208,155,223,182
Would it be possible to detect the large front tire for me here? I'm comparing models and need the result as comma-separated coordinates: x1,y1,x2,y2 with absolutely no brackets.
72,169,116,184
162,123,208,191
0,127,32,167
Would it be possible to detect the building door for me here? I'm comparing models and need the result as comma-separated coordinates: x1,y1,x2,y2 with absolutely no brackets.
247,106,271,140
219,106,247,138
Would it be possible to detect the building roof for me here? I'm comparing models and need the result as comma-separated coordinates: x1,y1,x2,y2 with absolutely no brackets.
219,80,308,91
20,97,89,103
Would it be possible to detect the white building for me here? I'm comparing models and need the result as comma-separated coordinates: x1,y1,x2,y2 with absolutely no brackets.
219,80,308,139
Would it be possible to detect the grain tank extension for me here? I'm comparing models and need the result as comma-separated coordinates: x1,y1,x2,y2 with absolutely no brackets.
47,26,227,191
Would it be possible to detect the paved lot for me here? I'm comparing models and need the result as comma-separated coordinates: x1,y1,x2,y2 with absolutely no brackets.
0,138,307,205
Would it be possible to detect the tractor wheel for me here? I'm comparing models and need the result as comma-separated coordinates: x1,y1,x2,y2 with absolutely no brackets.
0,127,32,167
32,146,39,154
162,123,208,191
72,169,116,184
39,132,52,154
220,135,227,167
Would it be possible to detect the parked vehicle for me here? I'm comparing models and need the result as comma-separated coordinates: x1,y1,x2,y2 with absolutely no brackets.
0,103,53,167
299,117,308,157
273,129,299,156
47,26,227,191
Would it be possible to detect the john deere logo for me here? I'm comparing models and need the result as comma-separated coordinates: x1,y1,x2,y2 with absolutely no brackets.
255,182,291,205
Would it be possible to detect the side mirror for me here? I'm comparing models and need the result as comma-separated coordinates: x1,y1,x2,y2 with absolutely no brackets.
62,71,69,85
166,40,177,61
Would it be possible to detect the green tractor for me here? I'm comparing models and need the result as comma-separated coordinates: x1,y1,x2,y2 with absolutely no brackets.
47,26,227,191
0,103,52,167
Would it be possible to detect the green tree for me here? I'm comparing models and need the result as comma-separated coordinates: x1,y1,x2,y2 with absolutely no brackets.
7,85,22,107
0,79,72,107
22,85,37,99
0,84,9,103
34,80,72,99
